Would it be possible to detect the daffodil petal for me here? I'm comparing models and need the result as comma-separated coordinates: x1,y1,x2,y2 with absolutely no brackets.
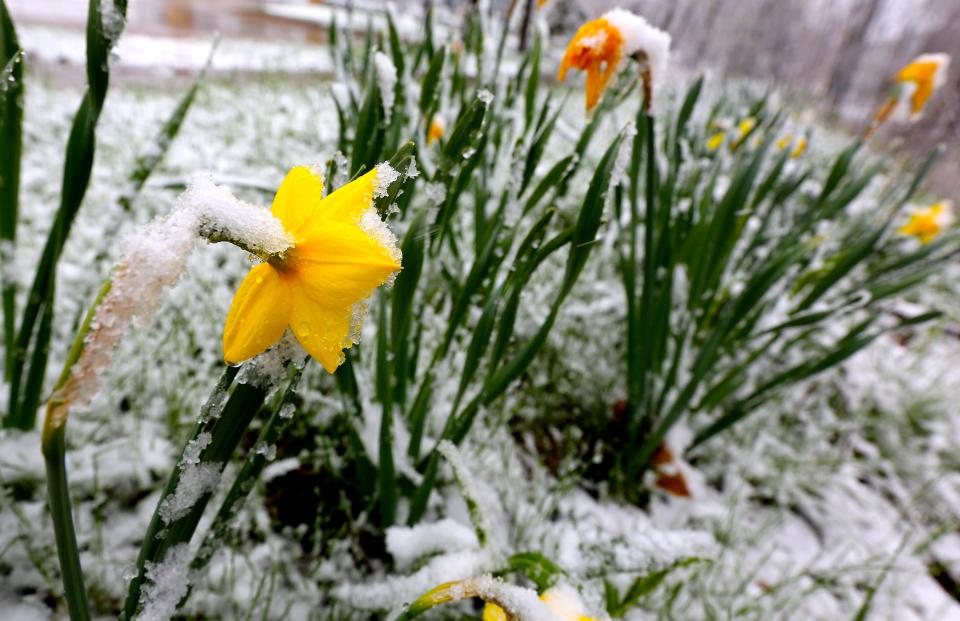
483,602,509,621
223,263,292,364
271,166,326,236
290,221,400,307
308,168,379,227
288,280,355,373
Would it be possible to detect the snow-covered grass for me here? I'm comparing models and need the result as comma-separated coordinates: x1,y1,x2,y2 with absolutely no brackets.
2,3,960,620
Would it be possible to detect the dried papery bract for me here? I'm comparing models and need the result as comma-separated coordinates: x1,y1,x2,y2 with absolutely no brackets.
43,176,299,435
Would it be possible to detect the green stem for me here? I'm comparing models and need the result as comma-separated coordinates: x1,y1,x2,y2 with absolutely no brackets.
42,424,91,621
39,278,111,620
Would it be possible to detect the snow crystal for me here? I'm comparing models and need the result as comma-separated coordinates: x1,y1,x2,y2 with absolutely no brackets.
373,51,398,120
279,403,296,419
237,332,306,387
603,8,671,111
358,207,402,267
181,432,212,466
159,462,222,524
469,575,556,621
373,161,401,199
406,158,420,179
138,543,191,621
254,442,277,461
477,89,495,106
182,175,293,256
386,518,480,570
99,0,125,46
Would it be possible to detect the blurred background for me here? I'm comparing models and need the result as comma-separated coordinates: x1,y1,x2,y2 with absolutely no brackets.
9,0,959,198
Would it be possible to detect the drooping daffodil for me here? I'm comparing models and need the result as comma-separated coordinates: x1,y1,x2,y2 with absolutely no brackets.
866,53,950,138
893,53,950,120
558,9,670,113
222,165,401,372
898,201,954,244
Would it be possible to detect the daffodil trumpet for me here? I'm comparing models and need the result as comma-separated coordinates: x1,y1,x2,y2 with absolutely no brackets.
558,9,670,115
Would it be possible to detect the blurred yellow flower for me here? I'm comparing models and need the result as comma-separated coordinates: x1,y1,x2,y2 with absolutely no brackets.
776,134,807,158
706,131,726,151
894,54,950,119
483,586,598,621
427,115,445,145
898,201,954,244
729,117,756,150
223,166,401,371
558,9,670,113
791,136,807,158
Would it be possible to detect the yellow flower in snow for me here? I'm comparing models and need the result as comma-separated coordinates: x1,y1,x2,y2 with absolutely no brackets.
483,586,599,621
898,201,954,244
790,136,807,158
558,9,670,113
729,117,756,150
894,53,950,120
222,166,401,371
426,115,445,145
706,131,726,151
776,134,807,158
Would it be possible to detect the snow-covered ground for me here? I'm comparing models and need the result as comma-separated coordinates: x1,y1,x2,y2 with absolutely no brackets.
2,25,960,621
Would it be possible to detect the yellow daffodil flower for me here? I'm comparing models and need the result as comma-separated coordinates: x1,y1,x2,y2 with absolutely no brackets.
790,136,807,158
426,115,445,145
558,17,624,112
483,586,599,621
222,166,401,372
898,201,954,244
729,117,756,150
706,131,726,151
776,134,807,158
894,53,950,120
558,9,670,113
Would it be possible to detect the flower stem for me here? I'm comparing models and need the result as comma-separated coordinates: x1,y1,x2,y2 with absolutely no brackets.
41,423,91,621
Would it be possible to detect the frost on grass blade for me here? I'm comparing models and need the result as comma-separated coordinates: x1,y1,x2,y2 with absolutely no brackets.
138,543,191,621
158,462,222,525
